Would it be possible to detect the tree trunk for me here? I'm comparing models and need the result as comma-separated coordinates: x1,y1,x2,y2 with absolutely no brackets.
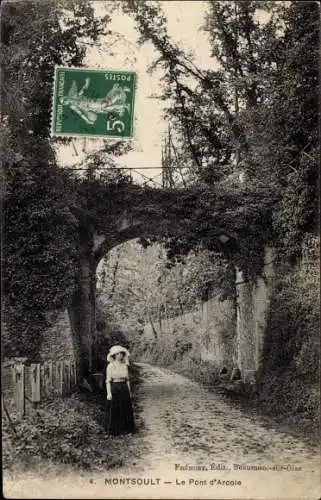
148,312,158,339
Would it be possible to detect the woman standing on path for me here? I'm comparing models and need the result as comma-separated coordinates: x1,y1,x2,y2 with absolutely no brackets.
105,345,135,435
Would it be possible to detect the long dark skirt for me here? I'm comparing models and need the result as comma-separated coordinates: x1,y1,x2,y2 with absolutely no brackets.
105,381,135,435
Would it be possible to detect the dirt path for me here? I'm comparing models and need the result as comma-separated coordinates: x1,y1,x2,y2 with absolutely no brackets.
4,363,320,499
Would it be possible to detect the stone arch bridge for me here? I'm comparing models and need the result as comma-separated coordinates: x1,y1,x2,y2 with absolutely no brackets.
68,181,275,385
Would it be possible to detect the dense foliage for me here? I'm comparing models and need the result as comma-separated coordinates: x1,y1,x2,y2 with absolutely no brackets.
1,0,108,141
125,0,319,269
2,1,109,357
242,2,319,261
98,241,235,335
4,149,80,358
257,238,320,436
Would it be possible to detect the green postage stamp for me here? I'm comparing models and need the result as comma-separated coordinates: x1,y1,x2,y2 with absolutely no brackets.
51,67,136,138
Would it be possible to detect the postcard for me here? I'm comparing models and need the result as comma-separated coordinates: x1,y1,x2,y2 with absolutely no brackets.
2,1,320,499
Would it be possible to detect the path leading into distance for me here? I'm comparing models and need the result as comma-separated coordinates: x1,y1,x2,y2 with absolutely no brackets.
4,363,320,499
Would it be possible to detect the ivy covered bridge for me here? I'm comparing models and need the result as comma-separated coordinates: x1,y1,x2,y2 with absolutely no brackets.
62,170,275,384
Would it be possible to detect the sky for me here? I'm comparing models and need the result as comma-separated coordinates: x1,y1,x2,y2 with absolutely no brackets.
55,1,212,184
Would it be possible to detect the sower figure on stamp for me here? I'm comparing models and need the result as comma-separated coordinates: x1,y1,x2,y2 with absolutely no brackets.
105,345,135,435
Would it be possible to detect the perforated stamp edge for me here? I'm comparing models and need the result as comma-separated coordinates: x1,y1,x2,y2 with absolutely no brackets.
50,66,137,140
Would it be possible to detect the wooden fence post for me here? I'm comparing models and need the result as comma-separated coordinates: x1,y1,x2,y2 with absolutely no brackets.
70,361,75,388
56,361,64,395
73,361,78,386
68,361,73,390
30,363,41,403
40,364,45,399
52,361,56,391
48,361,53,389
43,361,52,397
64,360,70,394
14,363,25,416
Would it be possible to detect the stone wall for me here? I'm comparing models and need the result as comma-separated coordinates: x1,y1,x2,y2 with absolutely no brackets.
142,247,276,381
199,297,235,370
236,247,275,382
142,295,235,371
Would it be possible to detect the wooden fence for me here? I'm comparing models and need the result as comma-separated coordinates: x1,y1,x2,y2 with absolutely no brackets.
1,358,77,416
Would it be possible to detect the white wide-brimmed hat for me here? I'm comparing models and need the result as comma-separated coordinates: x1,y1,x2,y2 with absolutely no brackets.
107,345,130,364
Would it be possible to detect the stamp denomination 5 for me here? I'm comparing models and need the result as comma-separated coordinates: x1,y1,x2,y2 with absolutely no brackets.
51,66,136,139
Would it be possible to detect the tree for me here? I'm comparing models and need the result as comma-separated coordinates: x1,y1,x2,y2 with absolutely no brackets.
1,0,108,141
123,1,277,273
243,1,319,260
2,0,109,359
97,239,236,336
125,0,318,266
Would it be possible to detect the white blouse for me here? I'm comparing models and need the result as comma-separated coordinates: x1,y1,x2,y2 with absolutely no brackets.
106,361,129,382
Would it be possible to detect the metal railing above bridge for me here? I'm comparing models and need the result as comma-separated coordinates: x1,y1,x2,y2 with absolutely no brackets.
64,165,192,189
